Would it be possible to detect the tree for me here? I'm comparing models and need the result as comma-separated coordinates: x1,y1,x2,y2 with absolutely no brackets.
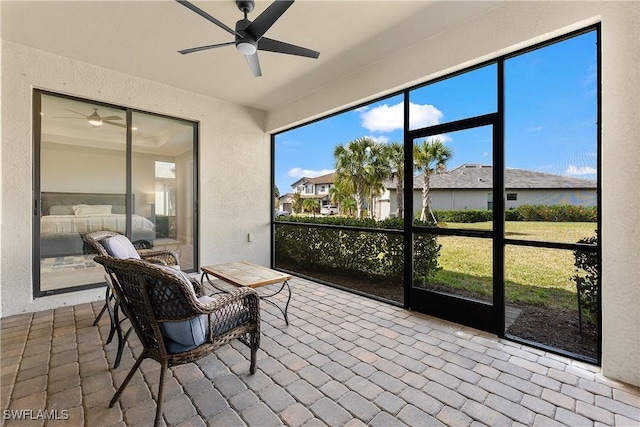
302,198,320,214
292,192,302,214
328,179,352,216
365,145,391,219
340,197,357,217
334,137,390,219
274,185,280,208
414,138,453,222
386,142,405,219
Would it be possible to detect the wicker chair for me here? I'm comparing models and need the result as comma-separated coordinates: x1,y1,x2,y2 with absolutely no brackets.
83,231,202,368
94,255,260,427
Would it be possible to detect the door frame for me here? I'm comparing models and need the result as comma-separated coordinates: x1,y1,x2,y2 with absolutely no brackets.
403,108,503,335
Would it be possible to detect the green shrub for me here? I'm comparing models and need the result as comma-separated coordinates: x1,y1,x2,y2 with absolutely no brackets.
275,217,441,281
516,204,597,222
419,205,597,223
505,209,523,221
432,209,492,223
573,232,598,324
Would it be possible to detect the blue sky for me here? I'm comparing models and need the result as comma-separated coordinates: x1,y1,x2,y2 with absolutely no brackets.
274,31,597,195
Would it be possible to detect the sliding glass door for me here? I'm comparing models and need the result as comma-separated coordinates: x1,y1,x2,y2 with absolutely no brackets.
34,91,198,295
131,111,196,271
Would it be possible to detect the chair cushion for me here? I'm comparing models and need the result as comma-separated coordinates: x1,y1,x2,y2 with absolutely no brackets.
161,295,215,353
102,235,141,260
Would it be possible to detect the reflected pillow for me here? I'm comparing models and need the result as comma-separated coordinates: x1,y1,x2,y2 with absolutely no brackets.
111,205,126,214
102,235,141,260
49,205,74,215
73,204,112,215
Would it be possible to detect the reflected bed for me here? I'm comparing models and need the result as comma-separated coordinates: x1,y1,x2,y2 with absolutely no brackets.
40,192,156,257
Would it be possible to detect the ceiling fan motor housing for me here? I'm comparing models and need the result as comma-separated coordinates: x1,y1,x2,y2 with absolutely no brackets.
236,0,254,14
235,18,257,55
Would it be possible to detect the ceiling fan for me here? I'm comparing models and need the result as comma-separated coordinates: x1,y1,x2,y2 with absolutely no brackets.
55,108,126,128
176,0,320,77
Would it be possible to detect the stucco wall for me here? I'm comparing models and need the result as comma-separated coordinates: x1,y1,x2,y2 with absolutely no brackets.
0,41,270,318
427,189,596,212
266,2,640,386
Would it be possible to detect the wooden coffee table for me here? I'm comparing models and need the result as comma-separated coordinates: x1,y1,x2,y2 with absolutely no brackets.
201,261,292,325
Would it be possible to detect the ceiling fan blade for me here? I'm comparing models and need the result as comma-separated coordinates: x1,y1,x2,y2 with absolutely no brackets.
175,0,241,37
64,109,89,118
101,115,123,121
244,0,294,40
54,116,86,119
103,120,127,128
179,41,235,55
245,53,262,77
258,37,319,58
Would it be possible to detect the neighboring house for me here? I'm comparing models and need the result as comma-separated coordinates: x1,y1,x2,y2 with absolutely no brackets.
277,193,294,213
376,164,597,220
290,172,335,208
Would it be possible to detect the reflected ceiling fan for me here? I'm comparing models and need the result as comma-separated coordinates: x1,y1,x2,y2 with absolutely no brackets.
55,108,126,128
176,0,320,77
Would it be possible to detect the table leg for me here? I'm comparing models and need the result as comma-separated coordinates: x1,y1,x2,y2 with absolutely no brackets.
256,280,291,326
201,271,291,325
201,271,230,295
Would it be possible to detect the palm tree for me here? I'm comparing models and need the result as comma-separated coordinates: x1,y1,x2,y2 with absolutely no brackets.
334,137,390,219
328,179,351,216
341,197,357,217
414,138,453,222
364,144,391,219
302,198,320,214
386,142,405,219
274,185,280,209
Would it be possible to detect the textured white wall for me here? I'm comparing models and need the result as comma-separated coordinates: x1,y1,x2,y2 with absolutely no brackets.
0,4,3,319
0,41,270,317
266,2,640,386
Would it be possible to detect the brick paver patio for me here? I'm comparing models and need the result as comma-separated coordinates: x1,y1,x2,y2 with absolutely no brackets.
2,275,639,426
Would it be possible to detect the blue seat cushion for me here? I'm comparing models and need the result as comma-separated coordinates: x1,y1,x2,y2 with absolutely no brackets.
160,296,251,354
102,235,141,260
160,295,214,353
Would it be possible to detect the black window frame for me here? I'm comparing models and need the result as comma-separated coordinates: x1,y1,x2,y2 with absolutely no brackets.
271,24,601,364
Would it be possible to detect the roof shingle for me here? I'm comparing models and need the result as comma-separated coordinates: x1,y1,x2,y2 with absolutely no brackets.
387,164,596,190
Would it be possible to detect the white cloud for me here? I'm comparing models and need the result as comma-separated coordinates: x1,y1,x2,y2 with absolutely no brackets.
287,167,334,179
410,103,444,130
526,126,543,132
565,165,597,175
428,133,451,143
360,102,443,133
364,135,390,144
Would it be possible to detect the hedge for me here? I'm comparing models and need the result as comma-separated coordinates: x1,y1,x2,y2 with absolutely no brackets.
274,216,441,280
573,233,599,324
431,204,597,223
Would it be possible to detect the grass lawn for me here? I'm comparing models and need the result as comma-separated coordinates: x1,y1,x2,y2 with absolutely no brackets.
427,221,597,310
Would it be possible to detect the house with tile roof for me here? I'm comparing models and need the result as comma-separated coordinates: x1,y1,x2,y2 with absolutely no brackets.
279,172,336,212
375,164,597,219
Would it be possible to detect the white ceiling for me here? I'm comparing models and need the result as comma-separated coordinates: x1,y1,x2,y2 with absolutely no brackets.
2,0,502,112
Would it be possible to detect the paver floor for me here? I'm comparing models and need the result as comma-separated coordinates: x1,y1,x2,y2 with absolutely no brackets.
1,275,639,426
